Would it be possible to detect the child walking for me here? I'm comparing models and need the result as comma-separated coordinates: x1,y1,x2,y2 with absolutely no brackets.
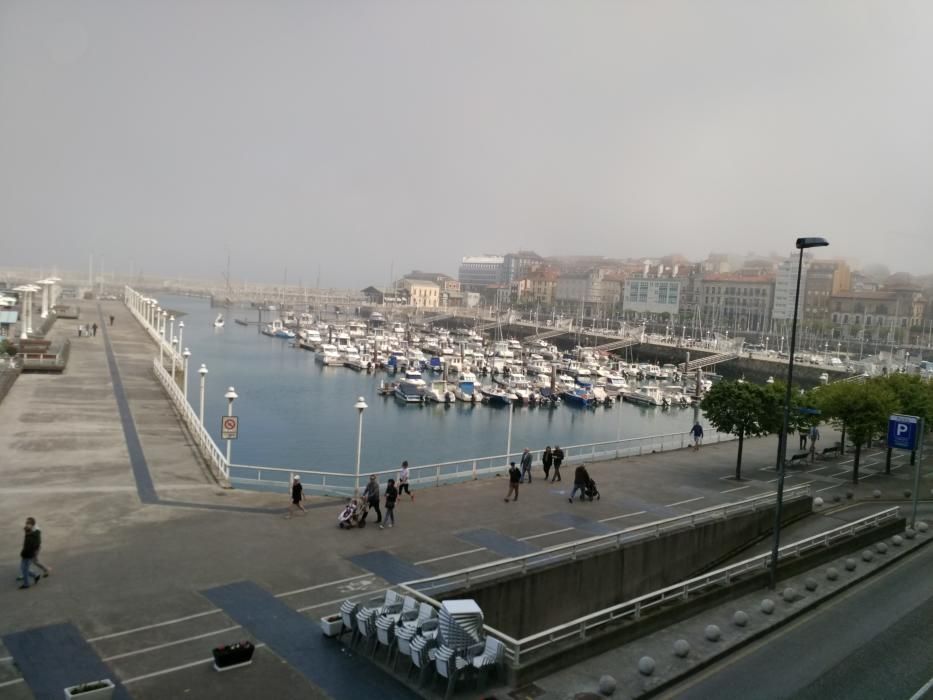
381,478,398,529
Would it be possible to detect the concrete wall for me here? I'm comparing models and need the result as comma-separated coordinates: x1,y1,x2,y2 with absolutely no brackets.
440,498,812,638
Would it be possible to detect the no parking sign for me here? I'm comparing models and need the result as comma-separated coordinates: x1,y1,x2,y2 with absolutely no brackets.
221,416,239,440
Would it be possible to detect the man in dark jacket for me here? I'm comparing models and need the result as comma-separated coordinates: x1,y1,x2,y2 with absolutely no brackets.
362,475,382,524
19,517,41,589
551,446,564,482
504,462,521,502
569,464,591,503
286,475,305,519
542,446,553,480
520,448,533,483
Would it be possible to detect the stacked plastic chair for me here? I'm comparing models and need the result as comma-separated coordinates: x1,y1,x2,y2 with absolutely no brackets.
376,595,418,659
393,603,438,670
433,600,486,698
338,600,360,644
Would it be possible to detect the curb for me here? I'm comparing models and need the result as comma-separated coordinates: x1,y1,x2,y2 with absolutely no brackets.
640,527,933,698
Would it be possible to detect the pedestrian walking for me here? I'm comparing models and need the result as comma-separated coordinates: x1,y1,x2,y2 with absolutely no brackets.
77,324,82,337
569,464,591,503
18,517,42,589
362,475,382,524
809,425,821,459
381,478,398,529
520,448,533,483
398,460,414,501
109,315,115,326
541,446,553,481
92,322,98,337
285,475,305,518
690,422,704,450
504,462,521,502
551,445,564,482
798,429,808,450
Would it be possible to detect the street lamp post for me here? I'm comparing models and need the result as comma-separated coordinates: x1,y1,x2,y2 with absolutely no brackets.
178,321,184,356
780,336,785,355
354,396,368,496
182,348,191,400
171,337,178,379
506,400,515,466
198,364,208,424
769,236,829,590
224,387,238,465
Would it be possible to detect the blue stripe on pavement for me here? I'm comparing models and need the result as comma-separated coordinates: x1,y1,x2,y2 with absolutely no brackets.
202,580,418,700
347,551,429,584
3,623,129,700
458,528,540,557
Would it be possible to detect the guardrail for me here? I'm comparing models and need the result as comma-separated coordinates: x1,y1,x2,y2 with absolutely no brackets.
399,505,899,666
152,357,229,480
227,429,736,495
398,485,811,595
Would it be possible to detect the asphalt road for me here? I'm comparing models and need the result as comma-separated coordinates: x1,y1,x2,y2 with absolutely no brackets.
661,540,933,700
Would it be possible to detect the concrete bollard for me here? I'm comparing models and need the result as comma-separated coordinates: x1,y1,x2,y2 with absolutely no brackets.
673,639,691,658
892,535,903,546
826,567,839,580
733,611,749,627
918,522,929,533
637,657,655,677
760,599,775,614
905,528,917,540
875,542,888,554
904,490,912,499
845,558,857,571
599,674,618,694
846,490,854,500
861,550,874,562
782,587,797,602
704,624,721,642
813,497,824,508
804,577,818,591
873,490,882,499
833,494,841,503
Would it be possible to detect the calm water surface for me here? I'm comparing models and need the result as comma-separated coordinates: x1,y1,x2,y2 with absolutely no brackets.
160,295,704,472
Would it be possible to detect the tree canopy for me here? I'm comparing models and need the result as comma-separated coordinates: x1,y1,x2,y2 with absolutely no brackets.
701,380,781,480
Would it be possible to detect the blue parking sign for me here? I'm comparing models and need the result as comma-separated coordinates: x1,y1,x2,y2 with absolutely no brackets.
888,414,919,451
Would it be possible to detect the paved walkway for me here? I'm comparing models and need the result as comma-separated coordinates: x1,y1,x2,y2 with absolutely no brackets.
0,300,930,698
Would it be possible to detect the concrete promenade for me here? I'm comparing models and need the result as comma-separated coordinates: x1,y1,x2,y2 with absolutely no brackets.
0,300,930,698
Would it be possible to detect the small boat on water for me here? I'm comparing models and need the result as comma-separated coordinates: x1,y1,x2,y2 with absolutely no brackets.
315,344,343,366
480,385,516,406
624,384,664,407
262,319,295,339
425,380,456,403
214,314,225,328
454,371,478,402
234,318,248,327
395,370,427,403
560,387,596,407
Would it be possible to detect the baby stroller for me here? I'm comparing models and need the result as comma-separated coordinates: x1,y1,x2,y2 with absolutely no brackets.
338,497,369,529
584,478,601,501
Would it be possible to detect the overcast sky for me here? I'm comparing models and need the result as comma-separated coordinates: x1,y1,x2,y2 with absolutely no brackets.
2,1,932,288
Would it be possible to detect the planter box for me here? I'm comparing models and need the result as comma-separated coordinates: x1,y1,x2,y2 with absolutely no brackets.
212,641,255,672
63,679,115,699
320,614,344,637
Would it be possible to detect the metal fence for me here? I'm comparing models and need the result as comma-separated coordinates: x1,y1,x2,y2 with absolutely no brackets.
152,358,229,480
398,485,812,595
399,506,899,666
227,429,735,496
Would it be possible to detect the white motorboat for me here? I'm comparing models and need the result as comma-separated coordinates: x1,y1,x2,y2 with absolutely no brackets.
425,380,456,403
213,314,225,328
315,344,343,366
623,384,664,407
395,374,427,403
455,371,479,402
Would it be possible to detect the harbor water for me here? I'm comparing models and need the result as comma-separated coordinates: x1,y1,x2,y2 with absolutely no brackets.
160,295,705,473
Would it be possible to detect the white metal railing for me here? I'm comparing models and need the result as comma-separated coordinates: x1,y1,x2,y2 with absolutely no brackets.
152,358,229,480
228,429,736,496
398,485,812,596
401,506,898,666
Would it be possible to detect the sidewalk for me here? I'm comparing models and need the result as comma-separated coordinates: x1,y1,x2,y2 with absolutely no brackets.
1,301,930,698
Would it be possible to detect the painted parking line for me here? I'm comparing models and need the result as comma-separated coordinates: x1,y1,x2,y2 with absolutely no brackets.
807,466,831,473
599,510,647,523
665,496,705,508
720,485,752,494
815,485,838,493
121,648,265,686
520,527,574,541
102,625,242,662
87,610,222,643
414,548,487,564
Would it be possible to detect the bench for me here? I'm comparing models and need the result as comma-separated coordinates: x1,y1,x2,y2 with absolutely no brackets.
821,444,841,458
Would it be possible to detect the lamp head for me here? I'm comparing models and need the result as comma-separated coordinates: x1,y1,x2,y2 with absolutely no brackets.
179,321,184,328
354,396,368,411
225,387,238,401
198,364,208,376
796,237,829,250
182,348,191,358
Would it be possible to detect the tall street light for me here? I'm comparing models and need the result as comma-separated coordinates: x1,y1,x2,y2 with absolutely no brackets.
177,321,184,356
171,337,178,379
769,236,829,590
354,396,368,496
224,387,238,465
198,364,208,424
505,400,515,467
182,348,191,400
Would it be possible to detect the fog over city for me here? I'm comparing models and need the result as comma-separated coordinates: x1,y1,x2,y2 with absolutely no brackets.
2,1,932,288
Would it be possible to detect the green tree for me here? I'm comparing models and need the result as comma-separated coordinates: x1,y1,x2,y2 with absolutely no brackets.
701,381,781,480
877,374,933,470
814,381,898,484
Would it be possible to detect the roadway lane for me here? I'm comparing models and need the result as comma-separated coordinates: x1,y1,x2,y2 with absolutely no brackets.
661,541,933,700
